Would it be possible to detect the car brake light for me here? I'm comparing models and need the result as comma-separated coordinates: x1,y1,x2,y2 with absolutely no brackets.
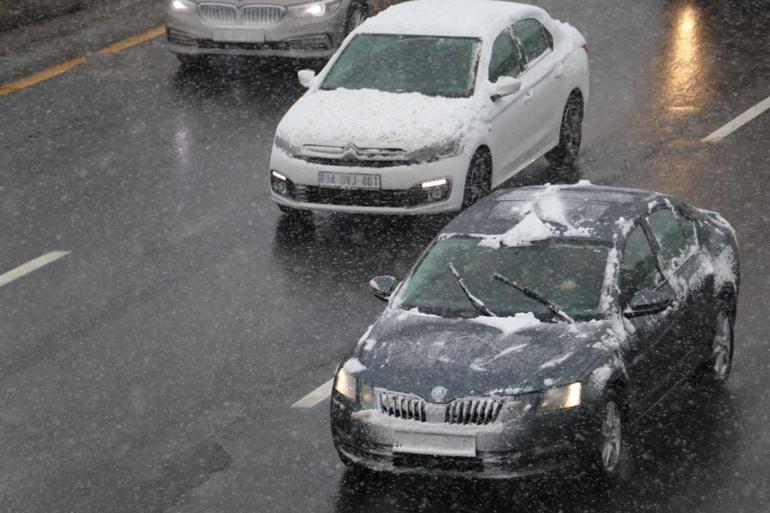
581,43,588,53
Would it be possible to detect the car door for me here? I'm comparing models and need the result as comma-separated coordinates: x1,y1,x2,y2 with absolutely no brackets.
619,221,678,415
645,205,707,377
512,18,561,154
485,26,536,184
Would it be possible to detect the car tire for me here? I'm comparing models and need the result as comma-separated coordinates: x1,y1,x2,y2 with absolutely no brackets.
545,93,583,168
277,204,312,218
461,150,492,210
694,307,735,387
345,2,369,35
588,391,633,487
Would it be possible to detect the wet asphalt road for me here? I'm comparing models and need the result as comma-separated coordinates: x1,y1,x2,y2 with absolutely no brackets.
1,0,769,511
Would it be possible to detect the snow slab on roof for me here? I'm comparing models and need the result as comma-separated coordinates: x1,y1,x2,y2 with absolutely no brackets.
360,0,545,39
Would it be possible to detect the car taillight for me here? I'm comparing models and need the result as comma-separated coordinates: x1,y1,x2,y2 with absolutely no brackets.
581,43,588,53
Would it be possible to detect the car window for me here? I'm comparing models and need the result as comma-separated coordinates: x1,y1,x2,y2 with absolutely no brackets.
513,18,551,63
488,29,522,82
396,238,610,319
620,223,663,306
647,207,697,271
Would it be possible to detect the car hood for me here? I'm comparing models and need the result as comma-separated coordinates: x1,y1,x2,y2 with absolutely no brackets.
276,88,479,153
351,308,616,401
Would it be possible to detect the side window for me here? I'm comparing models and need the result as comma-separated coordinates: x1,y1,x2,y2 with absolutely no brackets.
488,29,522,82
647,207,696,271
620,224,663,306
513,18,551,63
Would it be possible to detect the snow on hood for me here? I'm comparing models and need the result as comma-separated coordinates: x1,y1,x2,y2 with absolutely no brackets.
276,88,478,153
352,308,615,399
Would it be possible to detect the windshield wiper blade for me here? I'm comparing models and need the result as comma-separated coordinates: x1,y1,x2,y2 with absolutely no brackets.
493,273,574,324
448,262,495,317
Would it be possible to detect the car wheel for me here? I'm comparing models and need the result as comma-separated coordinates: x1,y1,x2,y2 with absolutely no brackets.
461,150,492,209
696,309,734,386
277,204,312,218
589,391,632,487
545,93,583,168
345,2,368,35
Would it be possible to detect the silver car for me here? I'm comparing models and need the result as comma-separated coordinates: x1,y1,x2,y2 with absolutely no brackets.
165,0,388,64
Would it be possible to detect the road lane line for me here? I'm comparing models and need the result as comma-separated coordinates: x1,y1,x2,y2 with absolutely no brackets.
0,251,70,288
0,57,85,96
0,25,164,97
97,26,165,54
703,95,770,143
292,379,334,409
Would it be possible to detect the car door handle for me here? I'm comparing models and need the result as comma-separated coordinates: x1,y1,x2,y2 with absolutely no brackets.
523,89,534,102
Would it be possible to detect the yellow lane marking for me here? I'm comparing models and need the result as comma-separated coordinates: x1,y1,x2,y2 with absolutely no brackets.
97,26,166,54
0,57,85,96
0,25,165,97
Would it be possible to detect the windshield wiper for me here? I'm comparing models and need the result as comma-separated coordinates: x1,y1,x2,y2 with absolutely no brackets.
448,262,495,317
493,273,574,324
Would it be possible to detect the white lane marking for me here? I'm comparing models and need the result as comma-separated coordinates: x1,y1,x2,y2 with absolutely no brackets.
292,378,334,409
703,95,770,143
0,251,70,288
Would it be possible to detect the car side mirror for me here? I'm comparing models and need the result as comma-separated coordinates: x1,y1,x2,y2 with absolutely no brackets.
297,69,316,88
491,76,521,101
369,275,397,302
624,289,673,318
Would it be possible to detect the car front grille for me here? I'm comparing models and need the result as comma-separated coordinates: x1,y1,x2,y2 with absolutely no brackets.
379,391,427,422
300,145,407,168
198,3,237,24
377,390,504,425
291,185,428,208
197,3,286,25
445,398,503,425
241,5,285,25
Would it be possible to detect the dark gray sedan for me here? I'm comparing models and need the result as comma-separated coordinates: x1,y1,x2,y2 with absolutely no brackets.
330,184,739,483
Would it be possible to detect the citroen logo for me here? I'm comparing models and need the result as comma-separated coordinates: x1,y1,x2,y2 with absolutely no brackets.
341,143,359,159
431,386,449,403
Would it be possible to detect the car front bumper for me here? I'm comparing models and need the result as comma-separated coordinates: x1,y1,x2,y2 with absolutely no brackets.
269,147,469,215
331,394,598,479
166,1,352,58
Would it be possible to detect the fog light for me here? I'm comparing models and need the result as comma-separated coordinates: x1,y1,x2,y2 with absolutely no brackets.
271,170,288,195
420,177,451,203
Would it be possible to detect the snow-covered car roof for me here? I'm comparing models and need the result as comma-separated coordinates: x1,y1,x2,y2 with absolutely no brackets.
358,0,549,40
442,184,663,243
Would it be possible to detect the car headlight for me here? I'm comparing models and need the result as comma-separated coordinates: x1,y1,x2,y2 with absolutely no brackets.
334,366,357,400
538,382,582,412
288,0,342,17
170,0,195,13
406,139,464,164
274,134,301,158
334,365,376,409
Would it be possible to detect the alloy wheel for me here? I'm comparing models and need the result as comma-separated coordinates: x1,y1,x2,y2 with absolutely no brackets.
562,99,583,158
600,401,622,473
463,155,490,208
713,312,733,382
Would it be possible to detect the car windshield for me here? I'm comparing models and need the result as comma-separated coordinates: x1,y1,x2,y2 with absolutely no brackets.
320,34,480,98
396,237,611,319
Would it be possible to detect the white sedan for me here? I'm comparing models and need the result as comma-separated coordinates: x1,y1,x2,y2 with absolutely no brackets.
269,0,589,216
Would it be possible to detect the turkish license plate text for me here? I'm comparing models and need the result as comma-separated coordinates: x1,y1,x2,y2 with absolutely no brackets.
393,431,477,458
319,171,381,190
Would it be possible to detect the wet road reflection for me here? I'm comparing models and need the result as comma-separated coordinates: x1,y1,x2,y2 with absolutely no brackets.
663,3,708,117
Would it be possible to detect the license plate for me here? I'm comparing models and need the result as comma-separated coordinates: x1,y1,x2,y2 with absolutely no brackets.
212,28,265,43
393,431,477,458
318,171,381,191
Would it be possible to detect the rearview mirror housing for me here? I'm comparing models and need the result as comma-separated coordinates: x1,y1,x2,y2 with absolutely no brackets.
624,289,673,318
491,76,521,101
369,276,397,302
297,69,316,88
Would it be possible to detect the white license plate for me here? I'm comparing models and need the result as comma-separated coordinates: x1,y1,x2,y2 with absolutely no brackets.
318,171,381,191
393,431,477,458
212,28,265,43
